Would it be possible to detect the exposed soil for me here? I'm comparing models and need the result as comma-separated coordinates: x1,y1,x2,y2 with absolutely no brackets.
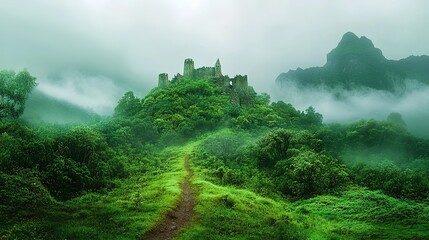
143,156,195,240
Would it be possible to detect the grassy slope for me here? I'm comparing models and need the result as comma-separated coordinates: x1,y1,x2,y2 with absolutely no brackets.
1,145,190,239
177,134,304,240
293,188,429,240
176,130,429,240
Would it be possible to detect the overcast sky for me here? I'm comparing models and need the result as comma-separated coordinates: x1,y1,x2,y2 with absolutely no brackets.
1,0,429,115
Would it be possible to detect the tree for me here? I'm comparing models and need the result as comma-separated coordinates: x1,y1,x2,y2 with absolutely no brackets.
301,106,323,127
0,70,37,119
114,91,142,117
256,129,291,168
387,112,406,128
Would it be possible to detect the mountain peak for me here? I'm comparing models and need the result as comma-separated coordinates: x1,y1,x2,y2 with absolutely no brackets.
337,32,375,50
341,32,359,41
326,32,385,66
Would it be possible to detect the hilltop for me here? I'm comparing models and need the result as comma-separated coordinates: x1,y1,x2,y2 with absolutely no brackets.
276,32,429,92
158,58,254,106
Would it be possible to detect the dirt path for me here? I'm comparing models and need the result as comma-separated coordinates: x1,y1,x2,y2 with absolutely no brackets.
144,156,195,240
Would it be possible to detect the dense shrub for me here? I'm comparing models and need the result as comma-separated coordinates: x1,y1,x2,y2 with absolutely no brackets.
350,163,429,200
275,150,349,198
200,130,252,161
0,121,128,201
141,79,229,135
251,129,348,198
0,170,55,211
255,129,291,168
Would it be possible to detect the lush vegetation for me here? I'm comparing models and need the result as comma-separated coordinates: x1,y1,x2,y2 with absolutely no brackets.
1,71,429,239
0,70,37,119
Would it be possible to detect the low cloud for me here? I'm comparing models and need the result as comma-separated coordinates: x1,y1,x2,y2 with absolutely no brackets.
271,80,429,138
37,71,125,115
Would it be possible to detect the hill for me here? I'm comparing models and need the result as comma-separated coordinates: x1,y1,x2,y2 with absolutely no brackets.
22,89,98,123
276,32,429,92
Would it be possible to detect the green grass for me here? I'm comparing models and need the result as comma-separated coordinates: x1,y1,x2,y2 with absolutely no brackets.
177,149,305,240
176,135,429,240
292,188,429,240
0,144,190,239
177,180,304,240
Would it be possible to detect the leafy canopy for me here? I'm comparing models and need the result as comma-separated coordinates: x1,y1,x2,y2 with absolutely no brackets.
0,70,37,119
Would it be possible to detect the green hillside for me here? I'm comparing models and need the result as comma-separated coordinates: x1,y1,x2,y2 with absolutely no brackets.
22,89,98,124
1,72,429,239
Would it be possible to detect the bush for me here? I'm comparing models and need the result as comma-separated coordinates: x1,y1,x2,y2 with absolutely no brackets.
350,162,429,200
200,130,251,161
255,129,291,168
0,170,55,211
275,150,349,198
44,156,92,200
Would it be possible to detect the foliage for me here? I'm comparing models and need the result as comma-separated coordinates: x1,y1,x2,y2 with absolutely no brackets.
141,79,229,135
114,91,142,117
255,128,291,168
0,121,127,200
387,112,406,128
275,150,349,198
0,69,37,119
0,170,55,211
0,143,189,239
98,117,159,148
231,100,323,130
315,119,429,200
187,135,429,239
350,162,429,200
199,129,251,161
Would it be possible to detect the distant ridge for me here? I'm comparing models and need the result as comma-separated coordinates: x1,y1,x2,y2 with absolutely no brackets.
22,89,98,123
276,32,429,92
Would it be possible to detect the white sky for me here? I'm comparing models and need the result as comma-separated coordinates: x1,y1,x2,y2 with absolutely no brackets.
1,0,428,114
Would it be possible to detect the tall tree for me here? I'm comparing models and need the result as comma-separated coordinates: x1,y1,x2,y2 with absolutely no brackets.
114,91,142,117
0,70,37,119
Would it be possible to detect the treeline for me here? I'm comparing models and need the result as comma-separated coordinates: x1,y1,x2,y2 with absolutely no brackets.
0,121,130,207
195,119,429,200
317,118,429,199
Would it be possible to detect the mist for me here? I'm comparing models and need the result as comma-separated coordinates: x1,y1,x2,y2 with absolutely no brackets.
1,0,429,117
271,79,429,138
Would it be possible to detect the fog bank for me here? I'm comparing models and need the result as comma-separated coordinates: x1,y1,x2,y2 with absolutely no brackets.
271,80,429,138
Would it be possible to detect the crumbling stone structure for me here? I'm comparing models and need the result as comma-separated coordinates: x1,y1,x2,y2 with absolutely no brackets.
158,73,169,88
158,58,253,106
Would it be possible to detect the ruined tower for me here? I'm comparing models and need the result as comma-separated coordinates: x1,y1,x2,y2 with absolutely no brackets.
215,58,222,77
233,75,248,90
158,73,169,88
183,58,195,77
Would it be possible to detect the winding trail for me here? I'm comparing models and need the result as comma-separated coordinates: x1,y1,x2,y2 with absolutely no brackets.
144,156,195,240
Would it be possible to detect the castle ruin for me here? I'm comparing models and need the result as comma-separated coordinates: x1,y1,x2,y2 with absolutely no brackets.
158,58,253,106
